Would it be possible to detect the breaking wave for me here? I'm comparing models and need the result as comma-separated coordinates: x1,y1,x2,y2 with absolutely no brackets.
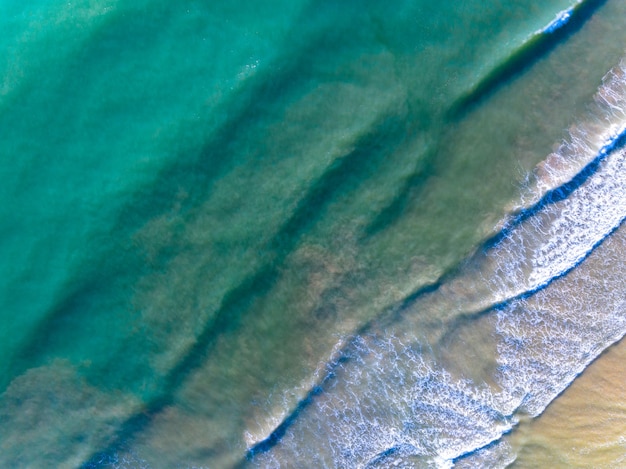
244,57,626,468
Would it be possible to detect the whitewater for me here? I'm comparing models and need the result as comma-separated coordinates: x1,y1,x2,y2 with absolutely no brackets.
2,1,626,468
245,58,626,468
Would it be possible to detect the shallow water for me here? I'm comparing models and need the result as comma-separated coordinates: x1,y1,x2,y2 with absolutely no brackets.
2,0,626,467
508,335,626,468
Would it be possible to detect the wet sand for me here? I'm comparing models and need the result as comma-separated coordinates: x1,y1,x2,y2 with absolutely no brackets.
509,336,626,468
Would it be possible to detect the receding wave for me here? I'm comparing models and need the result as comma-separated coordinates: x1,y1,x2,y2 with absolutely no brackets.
244,57,626,468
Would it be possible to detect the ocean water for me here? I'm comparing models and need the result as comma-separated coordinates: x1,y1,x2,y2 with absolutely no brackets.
2,0,626,467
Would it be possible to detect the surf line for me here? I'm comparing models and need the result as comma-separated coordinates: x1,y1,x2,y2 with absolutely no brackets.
244,68,626,466
413,113,626,342
239,279,442,463
242,147,626,464
486,122,626,252
440,135,626,331
243,125,626,464
449,0,608,117
242,141,626,467
243,53,626,466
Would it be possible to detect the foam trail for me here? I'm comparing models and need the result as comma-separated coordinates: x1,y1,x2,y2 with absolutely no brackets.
493,227,626,417
526,58,626,199
246,149,626,467
247,334,518,468
417,59,626,323
244,58,626,468
486,134,626,298
483,60,626,296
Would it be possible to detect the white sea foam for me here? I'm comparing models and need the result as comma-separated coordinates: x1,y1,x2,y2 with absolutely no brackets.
411,59,626,326
495,226,626,417
475,59,626,306
249,57,626,469
450,59,626,457
251,335,517,468
526,58,626,200
486,146,626,300
536,5,574,35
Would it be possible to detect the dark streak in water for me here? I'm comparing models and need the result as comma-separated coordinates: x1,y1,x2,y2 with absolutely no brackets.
0,30,324,395
79,263,282,469
240,281,442,465
362,144,438,238
449,0,608,118
362,444,419,468
242,126,626,465
484,124,626,250
451,433,511,467
270,113,409,249
435,131,626,349
79,112,409,468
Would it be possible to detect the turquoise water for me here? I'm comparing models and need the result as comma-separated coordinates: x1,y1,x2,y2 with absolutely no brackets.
2,0,626,467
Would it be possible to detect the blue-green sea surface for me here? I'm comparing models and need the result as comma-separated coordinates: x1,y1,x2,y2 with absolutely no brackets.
2,0,626,467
